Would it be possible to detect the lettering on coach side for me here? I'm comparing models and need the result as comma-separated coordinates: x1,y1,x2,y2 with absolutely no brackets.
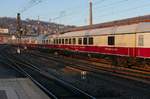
105,48,118,51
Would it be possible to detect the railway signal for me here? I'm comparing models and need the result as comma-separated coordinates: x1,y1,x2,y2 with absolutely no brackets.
16,13,22,54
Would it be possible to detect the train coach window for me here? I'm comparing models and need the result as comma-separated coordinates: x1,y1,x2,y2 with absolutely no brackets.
65,39,68,44
54,39,56,44
78,38,82,44
56,39,59,44
83,38,88,45
59,39,61,44
45,40,47,44
62,39,64,44
138,35,144,46
46,40,48,44
108,36,115,45
69,39,71,44
73,38,76,44
55,39,58,44
89,37,93,45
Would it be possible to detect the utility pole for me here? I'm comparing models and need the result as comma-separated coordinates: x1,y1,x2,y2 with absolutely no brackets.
89,0,93,25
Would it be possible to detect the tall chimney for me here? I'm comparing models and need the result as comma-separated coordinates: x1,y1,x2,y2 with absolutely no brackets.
89,0,93,25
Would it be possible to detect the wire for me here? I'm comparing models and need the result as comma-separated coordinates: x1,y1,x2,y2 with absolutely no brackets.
94,0,130,15
18,0,149,26
64,0,149,25
59,0,129,25
52,0,130,25
94,0,127,10
95,2,150,20
20,0,45,13
51,0,107,21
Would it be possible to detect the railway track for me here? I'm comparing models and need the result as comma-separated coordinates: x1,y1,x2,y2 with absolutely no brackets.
29,50,150,85
19,49,150,98
1,48,96,99
1,46,150,98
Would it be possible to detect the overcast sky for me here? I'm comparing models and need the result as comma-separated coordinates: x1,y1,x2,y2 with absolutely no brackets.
0,0,150,26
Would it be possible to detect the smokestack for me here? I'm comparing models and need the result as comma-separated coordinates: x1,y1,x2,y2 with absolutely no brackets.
89,0,93,25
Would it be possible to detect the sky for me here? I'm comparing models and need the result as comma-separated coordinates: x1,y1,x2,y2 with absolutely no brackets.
0,0,150,26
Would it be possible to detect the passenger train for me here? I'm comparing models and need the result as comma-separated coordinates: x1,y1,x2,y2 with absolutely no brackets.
20,15,150,67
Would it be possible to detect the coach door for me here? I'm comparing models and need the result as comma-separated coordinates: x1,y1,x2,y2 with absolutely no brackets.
137,35,144,57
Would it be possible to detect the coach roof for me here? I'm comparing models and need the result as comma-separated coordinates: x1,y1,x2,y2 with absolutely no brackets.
61,15,150,33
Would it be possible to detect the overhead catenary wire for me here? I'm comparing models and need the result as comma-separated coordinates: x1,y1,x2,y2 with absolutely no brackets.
51,0,107,21
95,1,142,15
65,1,150,26
20,0,46,13
94,2,150,20
19,0,127,21
52,0,128,21
18,0,150,26
51,0,131,25
63,0,128,25
93,0,128,10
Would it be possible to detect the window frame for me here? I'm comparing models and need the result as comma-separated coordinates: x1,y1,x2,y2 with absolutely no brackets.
65,38,68,44
53,39,56,44
62,39,64,44
59,38,61,44
69,38,71,44
56,39,59,44
78,38,82,45
138,35,144,46
89,37,93,45
49,40,51,44
73,38,76,44
46,40,48,44
83,38,88,45
108,36,115,45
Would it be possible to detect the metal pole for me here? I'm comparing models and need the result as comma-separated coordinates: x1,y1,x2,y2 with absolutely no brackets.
37,16,40,35
17,13,21,36
16,13,21,54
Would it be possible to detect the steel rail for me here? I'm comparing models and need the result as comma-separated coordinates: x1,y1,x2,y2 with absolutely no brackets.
0,53,58,99
2,50,96,99
31,51,150,84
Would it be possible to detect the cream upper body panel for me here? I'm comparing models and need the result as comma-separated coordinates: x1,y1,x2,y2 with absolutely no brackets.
47,22,150,48
57,22,150,38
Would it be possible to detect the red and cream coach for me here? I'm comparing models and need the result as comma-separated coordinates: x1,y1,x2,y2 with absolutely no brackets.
23,15,150,67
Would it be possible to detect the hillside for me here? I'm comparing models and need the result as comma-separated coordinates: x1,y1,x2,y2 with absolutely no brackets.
0,17,75,35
